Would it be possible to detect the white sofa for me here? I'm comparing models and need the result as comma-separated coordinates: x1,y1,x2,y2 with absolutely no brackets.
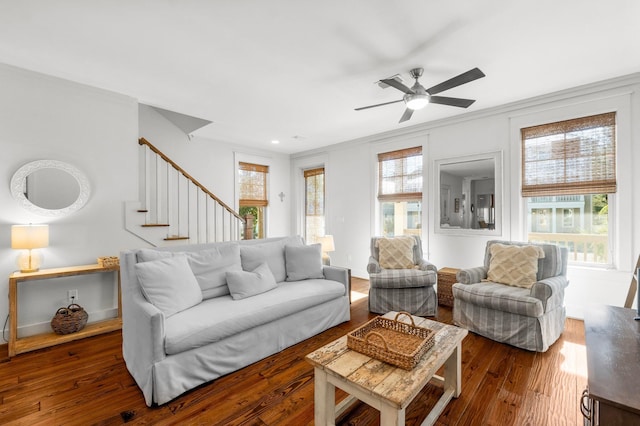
120,235,350,406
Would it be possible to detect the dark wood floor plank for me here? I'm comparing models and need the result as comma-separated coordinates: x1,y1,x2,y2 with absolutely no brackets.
0,278,588,425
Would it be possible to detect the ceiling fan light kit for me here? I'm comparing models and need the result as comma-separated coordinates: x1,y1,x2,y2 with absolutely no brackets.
356,67,485,123
404,93,429,110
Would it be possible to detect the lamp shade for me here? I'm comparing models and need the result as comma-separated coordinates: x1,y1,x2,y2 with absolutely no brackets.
318,235,335,253
11,224,49,249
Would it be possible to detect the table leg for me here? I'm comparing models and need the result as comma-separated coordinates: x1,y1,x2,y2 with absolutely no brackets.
380,403,405,426
314,367,336,426
444,341,462,397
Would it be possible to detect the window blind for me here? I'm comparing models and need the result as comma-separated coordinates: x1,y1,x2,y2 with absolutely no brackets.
304,167,324,216
521,112,616,197
377,146,423,201
239,162,269,207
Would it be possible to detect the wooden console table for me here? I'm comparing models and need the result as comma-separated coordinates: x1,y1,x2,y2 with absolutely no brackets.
583,305,640,424
8,264,122,358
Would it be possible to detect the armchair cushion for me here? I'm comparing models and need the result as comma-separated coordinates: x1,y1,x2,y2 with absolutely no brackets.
369,268,436,289
377,236,416,269
453,282,544,317
486,243,545,289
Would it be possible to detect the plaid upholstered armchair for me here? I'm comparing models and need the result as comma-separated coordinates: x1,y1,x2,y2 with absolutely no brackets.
367,235,437,316
453,240,569,352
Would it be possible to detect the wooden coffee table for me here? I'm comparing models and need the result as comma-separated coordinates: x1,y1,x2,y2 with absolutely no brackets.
306,311,467,426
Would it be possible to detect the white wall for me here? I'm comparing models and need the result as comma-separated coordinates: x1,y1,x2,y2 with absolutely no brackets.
293,73,640,319
0,64,141,336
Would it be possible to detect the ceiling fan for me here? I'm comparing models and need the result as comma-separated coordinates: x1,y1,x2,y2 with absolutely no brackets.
355,67,485,123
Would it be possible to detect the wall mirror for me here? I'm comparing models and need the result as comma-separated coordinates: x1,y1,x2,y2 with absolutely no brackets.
435,151,502,235
10,160,91,217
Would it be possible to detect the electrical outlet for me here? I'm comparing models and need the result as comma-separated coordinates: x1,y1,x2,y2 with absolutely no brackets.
67,289,78,304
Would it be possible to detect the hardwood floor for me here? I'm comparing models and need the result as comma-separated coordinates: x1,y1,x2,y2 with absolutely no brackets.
0,277,587,425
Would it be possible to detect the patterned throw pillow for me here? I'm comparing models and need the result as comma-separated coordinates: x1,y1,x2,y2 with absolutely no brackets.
377,236,416,269
487,243,545,288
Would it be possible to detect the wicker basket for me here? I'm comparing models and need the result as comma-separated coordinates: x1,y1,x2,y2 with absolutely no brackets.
347,311,435,370
97,256,119,267
51,303,88,335
437,267,459,307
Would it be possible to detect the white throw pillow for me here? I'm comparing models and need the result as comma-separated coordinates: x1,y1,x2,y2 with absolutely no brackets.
136,245,242,299
240,237,303,282
285,244,324,281
135,255,203,317
226,262,278,300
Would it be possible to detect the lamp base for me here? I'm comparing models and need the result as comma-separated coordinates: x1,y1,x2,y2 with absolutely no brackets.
322,254,331,266
17,250,43,274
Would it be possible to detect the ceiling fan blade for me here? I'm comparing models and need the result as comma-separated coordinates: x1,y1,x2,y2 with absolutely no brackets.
399,108,414,123
354,99,403,111
381,78,414,95
426,67,485,95
429,96,476,108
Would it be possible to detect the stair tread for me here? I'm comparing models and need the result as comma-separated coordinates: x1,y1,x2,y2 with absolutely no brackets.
142,224,170,227
164,236,189,241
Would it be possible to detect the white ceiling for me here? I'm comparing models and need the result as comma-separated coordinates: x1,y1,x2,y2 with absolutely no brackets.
1,1,639,154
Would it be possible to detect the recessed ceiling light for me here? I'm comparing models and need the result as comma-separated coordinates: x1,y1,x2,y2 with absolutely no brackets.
271,140,280,144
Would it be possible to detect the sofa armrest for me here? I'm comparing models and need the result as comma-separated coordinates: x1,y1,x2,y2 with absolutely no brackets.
367,256,381,274
530,275,569,312
122,291,166,406
417,258,437,273
456,266,488,284
323,265,351,295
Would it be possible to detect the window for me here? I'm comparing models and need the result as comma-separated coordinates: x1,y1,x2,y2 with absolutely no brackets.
522,112,616,265
377,146,423,237
238,162,268,239
304,167,325,243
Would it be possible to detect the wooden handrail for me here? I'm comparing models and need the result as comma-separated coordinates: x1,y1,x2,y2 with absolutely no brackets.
139,137,244,223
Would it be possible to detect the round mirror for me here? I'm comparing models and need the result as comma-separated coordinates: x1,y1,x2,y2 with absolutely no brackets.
10,160,91,217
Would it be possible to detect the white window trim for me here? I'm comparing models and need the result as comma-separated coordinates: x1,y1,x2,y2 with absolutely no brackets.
508,91,633,270
234,152,273,238
292,154,329,240
370,135,429,242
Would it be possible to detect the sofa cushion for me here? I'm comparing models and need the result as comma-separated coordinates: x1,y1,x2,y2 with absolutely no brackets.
453,281,544,317
369,268,436,289
285,244,324,281
240,235,303,282
136,245,242,299
135,255,203,317
163,279,346,355
226,262,278,300
487,243,545,289
377,236,416,269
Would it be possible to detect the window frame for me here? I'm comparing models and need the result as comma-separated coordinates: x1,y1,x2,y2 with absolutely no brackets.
304,167,325,243
376,145,424,237
518,109,620,269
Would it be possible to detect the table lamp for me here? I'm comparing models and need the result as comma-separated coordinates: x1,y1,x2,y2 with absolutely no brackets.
11,224,49,273
317,235,335,266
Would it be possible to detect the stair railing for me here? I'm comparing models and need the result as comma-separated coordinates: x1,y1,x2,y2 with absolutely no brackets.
138,137,251,243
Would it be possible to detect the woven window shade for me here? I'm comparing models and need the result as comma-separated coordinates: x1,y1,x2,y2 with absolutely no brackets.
521,112,616,197
239,162,268,207
377,146,423,202
304,167,324,216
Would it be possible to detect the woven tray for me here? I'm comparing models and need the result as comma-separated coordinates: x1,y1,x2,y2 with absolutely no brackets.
347,312,435,370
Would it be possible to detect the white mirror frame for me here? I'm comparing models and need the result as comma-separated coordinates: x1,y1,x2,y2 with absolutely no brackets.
434,151,503,236
10,160,91,217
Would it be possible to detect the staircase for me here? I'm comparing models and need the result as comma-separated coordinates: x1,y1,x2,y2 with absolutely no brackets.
125,137,252,247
